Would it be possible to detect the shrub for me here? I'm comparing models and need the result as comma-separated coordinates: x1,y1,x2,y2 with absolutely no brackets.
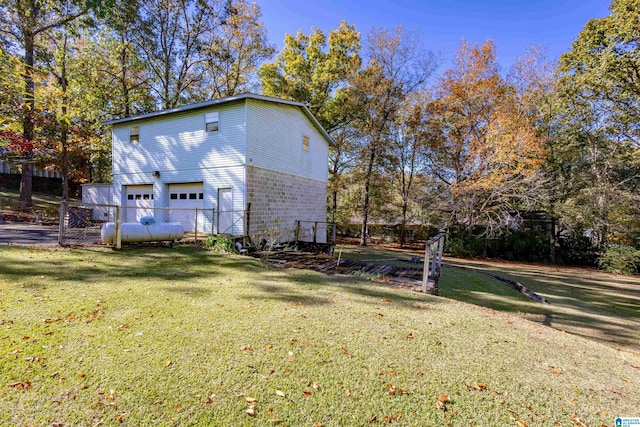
204,235,236,253
598,244,640,275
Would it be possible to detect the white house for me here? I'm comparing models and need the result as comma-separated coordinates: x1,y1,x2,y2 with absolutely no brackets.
102,93,333,243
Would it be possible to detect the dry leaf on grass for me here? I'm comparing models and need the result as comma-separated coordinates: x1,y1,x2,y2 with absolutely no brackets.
275,389,285,398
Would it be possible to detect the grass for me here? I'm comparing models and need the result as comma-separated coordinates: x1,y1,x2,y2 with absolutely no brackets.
0,189,66,219
1,246,639,426
337,244,640,352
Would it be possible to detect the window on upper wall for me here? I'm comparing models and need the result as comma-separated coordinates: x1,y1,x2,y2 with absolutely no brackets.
129,125,139,143
205,112,219,132
303,135,309,152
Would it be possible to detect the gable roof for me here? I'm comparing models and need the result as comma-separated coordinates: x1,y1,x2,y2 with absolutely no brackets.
102,93,334,146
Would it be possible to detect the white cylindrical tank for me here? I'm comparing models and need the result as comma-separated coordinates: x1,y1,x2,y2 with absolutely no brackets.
101,222,184,244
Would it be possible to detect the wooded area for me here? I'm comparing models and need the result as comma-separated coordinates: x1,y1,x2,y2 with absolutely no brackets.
1,0,639,271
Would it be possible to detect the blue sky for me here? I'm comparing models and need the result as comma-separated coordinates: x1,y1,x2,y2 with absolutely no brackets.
258,0,610,72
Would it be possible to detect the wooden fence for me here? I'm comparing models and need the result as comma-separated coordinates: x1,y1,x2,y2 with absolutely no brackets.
422,233,446,294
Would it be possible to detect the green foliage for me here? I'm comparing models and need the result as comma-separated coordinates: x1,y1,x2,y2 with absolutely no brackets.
204,235,236,253
555,232,599,266
598,244,640,275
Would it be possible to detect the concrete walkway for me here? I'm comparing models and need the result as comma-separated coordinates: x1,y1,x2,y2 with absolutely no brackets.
0,222,59,246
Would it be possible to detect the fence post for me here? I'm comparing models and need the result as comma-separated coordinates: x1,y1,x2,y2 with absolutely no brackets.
313,222,318,243
295,221,301,243
211,208,215,236
437,235,445,268
422,243,432,292
58,201,66,246
115,206,122,250
430,242,438,286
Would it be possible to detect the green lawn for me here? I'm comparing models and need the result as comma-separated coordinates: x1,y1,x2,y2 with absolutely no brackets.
337,245,640,352
0,246,638,426
0,189,66,218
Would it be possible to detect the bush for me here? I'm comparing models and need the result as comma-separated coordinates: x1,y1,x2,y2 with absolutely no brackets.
598,244,640,275
204,235,236,253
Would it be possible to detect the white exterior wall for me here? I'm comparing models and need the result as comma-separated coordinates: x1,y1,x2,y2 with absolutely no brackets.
111,101,248,235
82,183,113,221
245,99,329,183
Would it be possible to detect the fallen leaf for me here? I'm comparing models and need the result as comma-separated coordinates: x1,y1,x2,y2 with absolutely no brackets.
516,420,527,427
115,413,126,421
245,397,257,403
265,343,273,349
467,383,487,391
308,380,319,390
369,416,377,422
173,404,181,410
77,372,85,378
382,298,391,302
552,369,562,375
270,419,282,424
303,391,312,397
438,394,450,402
164,360,172,367
240,345,253,353
345,389,352,396
275,389,285,398
313,423,323,427
340,348,351,356
571,415,587,427
436,400,446,411
245,406,256,416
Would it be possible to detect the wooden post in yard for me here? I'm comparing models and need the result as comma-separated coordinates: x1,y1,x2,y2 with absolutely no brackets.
295,221,301,243
58,201,66,246
422,242,432,292
313,222,318,243
115,206,122,250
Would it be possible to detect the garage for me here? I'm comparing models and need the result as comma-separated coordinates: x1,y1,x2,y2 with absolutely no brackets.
125,185,154,223
168,183,204,232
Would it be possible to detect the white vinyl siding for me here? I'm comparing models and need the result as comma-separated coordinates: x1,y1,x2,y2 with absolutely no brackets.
245,99,328,183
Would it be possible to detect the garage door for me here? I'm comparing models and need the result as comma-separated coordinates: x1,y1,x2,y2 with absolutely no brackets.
168,183,204,232
125,185,154,223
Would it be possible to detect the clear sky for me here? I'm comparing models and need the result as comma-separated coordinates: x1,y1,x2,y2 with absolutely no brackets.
258,0,610,73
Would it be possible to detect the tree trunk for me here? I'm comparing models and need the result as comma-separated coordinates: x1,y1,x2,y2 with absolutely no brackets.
359,146,377,246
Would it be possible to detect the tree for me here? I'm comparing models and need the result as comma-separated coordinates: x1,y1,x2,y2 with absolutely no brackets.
202,0,274,98
135,0,218,109
426,40,546,238
349,25,435,245
0,0,108,208
556,0,640,249
259,20,361,130
386,90,433,246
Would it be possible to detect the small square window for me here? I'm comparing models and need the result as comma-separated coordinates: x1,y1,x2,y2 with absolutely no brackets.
130,125,139,143
143,194,150,200
303,135,309,152
135,194,141,200
198,193,203,199
205,112,219,132
170,194,178,200
127,194,134,200
189,193,197,200
179,193,187,200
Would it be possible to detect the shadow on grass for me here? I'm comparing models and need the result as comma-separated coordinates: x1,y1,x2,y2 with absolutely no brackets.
442,258,640,351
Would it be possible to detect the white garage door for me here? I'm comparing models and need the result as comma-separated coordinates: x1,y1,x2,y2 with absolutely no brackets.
125,185,154,223
168,183,204,232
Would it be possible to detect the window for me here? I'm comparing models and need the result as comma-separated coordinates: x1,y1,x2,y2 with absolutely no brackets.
170,194,178,200
179,193,187,200
205,112,219,132
303,135,309,152
129,125,139,143
189,193,197,200
198,193,204,200
127,194,134,200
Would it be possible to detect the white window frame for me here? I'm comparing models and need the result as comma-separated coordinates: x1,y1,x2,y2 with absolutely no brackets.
205,112,219,132
129,125,139,143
